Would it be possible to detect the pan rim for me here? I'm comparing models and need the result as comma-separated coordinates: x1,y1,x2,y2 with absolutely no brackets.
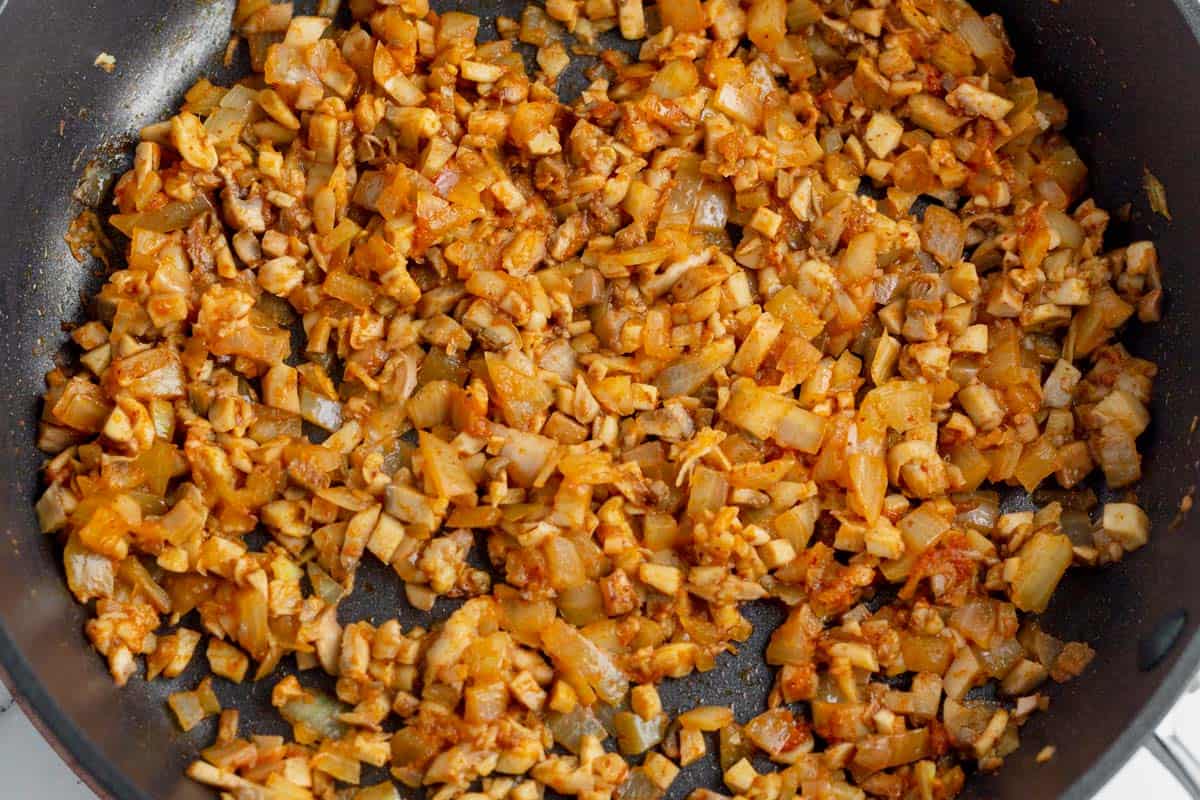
0,622,139,800
1,0,1199,797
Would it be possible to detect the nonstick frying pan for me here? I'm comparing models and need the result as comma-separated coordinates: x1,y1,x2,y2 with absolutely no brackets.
0,0,1198,798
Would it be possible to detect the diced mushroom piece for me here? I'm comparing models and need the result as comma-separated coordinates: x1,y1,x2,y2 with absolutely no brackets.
1102,502,1151,551
943,646,984,700
510,102,561,155
1093,389,1150,437
617,0,646,39
947,82,1015,120
1091,424,1142,487
958,383,1005,431
864,112,904,158
1042,359,1082,408
654,338,736,398
723,380,826,453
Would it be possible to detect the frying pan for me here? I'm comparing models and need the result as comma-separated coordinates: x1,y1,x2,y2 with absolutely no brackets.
0,0,1198,797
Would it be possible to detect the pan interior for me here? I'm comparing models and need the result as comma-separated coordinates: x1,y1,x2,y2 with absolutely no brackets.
0,1,1198,798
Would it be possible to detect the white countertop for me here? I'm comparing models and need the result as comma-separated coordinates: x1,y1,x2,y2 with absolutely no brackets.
0,675,1197,798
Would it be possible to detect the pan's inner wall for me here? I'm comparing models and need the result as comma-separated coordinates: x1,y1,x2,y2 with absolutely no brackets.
0,3,255,797
0,1,1198,798
964,0,1200,795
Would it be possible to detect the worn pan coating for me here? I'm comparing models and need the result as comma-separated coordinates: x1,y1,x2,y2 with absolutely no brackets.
0,0,1198,797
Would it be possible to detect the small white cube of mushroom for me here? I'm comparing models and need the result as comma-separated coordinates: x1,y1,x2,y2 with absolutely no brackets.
631,684,663,720
545,0,578,25
489,178,527,212
617,0,646,39
1102,502,1150,551
984,276,1025,318
1093,388,1150,437
1042,359,1082,408
367,513,406,563
972,709,1011,758
997,511,1034,538
757,538,797,569
509,671,548,710
1047,277,1091,306
946,81,1015,121
957,383,1005,431
864,112,904,158
873,708,899,735
865,519,905,560
865,159,894,185
724,759,758,794
511,782,541,800
749,206,783,239
788,176,813,221
1026,303,1072,328
828,641,879,671
643,753,680,791
951,323,989,354
1125,241,1157,276
679,727,706,766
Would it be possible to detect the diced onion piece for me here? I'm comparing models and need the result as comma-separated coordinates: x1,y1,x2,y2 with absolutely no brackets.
743,708,807,757
1144,167,1172,220
615,767,663,800
852,729,930,774
110,194,212,237
957,11,1008,77
765,606,818,665
613,711,668,754
907,94,967,135
541,619,629,706
654,338,735,398
649,59,699,100
677,705,734,731
1102,502,1151,551
418,431,476,500
64,534,115,603
485,353,554,431
281,686,348,741
1011,531,1073,612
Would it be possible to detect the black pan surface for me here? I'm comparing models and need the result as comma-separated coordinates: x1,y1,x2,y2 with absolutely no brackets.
0,1,1199,798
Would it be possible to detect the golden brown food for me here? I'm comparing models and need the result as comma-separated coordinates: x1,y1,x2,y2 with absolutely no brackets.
40,0,1163,797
